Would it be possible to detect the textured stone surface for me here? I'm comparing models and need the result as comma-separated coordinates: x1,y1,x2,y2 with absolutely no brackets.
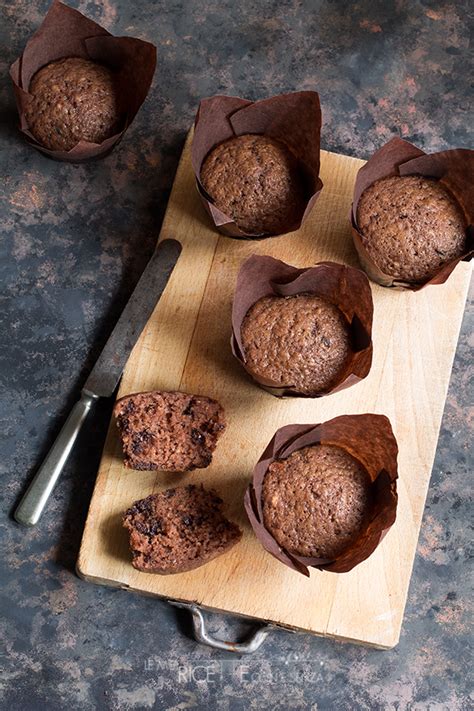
1,1,472,709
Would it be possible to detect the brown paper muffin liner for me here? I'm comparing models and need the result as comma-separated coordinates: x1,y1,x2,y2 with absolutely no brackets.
244,414,398,576
231,255,373,397
191,92,323,239
9,0,156,162
351,137,474,289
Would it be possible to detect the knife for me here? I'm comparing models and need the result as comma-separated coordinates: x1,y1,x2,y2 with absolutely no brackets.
14,238,182,527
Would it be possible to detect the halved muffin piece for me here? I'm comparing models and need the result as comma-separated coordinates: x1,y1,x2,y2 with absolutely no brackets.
114,391,225,471
123,485,242,573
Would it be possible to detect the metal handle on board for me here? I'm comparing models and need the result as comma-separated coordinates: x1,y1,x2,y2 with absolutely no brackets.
170,601,272,654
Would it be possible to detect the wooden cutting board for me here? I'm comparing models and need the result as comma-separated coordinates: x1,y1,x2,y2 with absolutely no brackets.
77,132,471,649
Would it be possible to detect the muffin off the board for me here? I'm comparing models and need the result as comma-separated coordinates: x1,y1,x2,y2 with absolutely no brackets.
114,391,225,472
25,57,121,151
262,444,372,560
200,134,306,235
241,293,350,395
357,175,467,282
123,485,242,574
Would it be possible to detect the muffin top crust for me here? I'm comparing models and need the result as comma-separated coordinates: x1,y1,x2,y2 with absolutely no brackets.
200,133,306,235
357,174,466,282
25,57,121,151
240,293,351,394
262,444,373,560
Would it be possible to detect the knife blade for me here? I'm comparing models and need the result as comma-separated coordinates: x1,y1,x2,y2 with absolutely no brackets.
14,238,182,526
84,238,182,397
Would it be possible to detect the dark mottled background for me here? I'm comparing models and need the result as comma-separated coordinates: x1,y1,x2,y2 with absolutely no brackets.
1,1,472,709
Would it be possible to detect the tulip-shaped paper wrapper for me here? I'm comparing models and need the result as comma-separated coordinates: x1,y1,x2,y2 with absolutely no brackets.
192,92,323,238
351,137,474,289
231,255,373,397
244,414,398,576
10,0,156,162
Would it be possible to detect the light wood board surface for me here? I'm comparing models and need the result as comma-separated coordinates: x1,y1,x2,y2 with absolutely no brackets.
77,132,472,649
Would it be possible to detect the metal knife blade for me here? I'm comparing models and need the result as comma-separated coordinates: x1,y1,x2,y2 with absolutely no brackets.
84,238,182,397
14,238,181,526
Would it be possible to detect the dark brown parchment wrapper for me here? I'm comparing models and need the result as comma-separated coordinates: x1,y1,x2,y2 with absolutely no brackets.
244,414,398,576
231,255,373,397
9,0,156,162
191,92,323,239
351,137,474,290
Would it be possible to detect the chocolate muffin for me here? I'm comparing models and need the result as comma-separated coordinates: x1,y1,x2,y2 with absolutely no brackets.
200,134,306,235
240,293,351,395
25,57,121,151
114,391,225,472
357,175,467,282
262,444,372,560
123,485,242,574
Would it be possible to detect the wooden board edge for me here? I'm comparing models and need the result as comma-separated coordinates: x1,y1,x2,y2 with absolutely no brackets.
75,560,399,650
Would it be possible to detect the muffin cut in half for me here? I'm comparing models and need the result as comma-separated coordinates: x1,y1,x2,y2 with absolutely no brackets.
114,391,225,472
123,485,242,574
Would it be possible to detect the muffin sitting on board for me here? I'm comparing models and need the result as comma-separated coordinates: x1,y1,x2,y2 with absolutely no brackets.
25,57,121,151
357,175,467,283
231,255,373,397
114,391,225,472
200,134,306,236
124,485,242,574
262,444,373,561
351,137,474,289
241,292,351,395
244,415,399,576
192,92,323,238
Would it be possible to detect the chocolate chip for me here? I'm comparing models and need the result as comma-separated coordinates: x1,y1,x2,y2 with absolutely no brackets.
191,428,205,445
182,398,195,416
133,497,153,514
201,450,213,467
199,418,221,434
123,400,136,415
149,520,163,535
131,440,143,454
131,429,154,453
118,417,130,433
135,521,149,534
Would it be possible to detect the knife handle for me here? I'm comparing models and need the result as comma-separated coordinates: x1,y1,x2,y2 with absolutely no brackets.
14,391,98,527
